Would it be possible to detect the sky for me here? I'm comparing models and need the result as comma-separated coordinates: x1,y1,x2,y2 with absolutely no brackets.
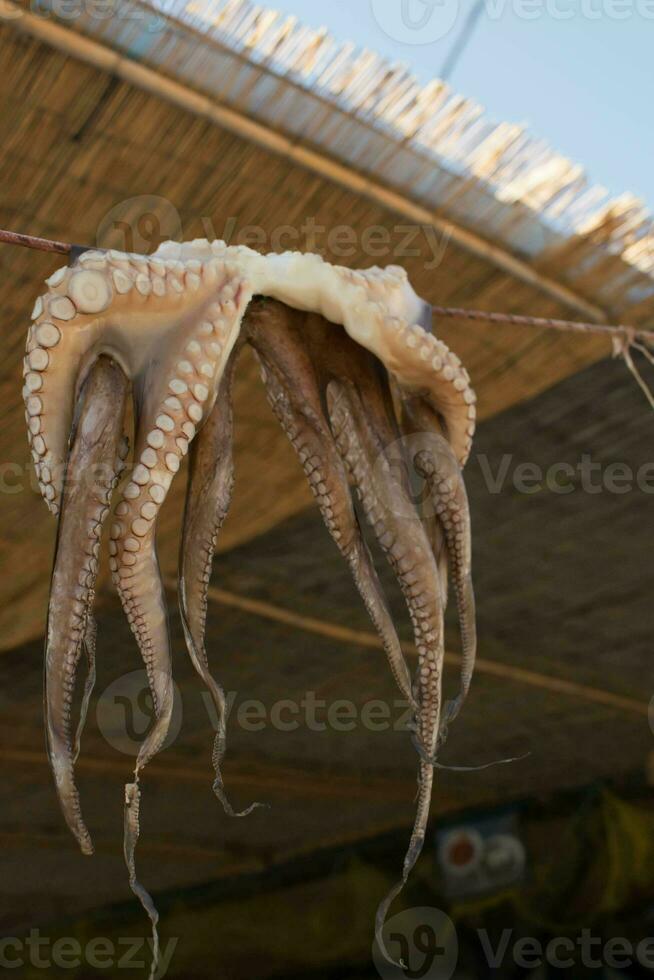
267,0,653,212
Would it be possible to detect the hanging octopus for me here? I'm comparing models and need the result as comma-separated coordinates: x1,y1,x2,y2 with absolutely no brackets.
22,240,477,975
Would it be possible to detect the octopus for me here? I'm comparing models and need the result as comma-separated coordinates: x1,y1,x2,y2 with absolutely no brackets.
22,240,477,974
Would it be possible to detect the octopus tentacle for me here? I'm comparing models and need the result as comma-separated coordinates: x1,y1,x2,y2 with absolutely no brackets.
124,781,160,980
45,355,129,855
245,302,413,704
262,367,414,704
400,395,476,739
109,274,253,768
374,757,434,966
179,340,265,816
112,476,171,980
107,275,253,970
73,440,128,765
326,377,444,963
326,378,445,748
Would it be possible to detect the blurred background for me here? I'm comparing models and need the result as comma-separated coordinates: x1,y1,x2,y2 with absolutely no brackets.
0,1,653,976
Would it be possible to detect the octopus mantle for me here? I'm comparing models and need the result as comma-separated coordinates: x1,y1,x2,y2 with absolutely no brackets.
25,240,475,515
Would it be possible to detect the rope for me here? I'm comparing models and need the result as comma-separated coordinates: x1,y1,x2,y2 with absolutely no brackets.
610,329,654,409
0,228,71,255
430,304,654,347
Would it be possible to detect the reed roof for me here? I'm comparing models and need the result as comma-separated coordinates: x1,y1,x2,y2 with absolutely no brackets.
0,0,652,650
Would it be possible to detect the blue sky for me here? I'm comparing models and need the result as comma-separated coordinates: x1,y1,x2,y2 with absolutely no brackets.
269,0,653,211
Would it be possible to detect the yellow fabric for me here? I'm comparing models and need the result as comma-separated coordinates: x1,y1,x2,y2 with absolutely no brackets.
451,790,654,931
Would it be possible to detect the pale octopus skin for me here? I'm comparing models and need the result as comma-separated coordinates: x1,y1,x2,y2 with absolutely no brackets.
23,240,477,969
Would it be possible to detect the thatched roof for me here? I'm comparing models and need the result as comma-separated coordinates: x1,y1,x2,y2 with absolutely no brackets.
0,0,652,652
23,0,654,310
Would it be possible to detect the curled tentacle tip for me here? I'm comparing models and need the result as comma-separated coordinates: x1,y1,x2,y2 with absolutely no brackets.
376,944,405,970
229,802,270,818
213,784,270,817
375,920,409,970
50,764,95,855
65,808,94,856
244,800,271,813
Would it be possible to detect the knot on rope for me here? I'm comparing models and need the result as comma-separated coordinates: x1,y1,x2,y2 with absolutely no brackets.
612,328,654,409
611,326,637,359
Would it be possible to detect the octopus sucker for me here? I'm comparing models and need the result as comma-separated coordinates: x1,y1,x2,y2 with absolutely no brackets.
25,242,478,973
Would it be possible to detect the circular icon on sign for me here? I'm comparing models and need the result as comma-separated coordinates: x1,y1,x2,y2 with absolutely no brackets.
97,669,183,756
372,905,458,979
438,828,484,877
96,195,182,255
370,0,460,45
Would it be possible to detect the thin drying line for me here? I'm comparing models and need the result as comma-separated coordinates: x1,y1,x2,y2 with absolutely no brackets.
431,303,654,347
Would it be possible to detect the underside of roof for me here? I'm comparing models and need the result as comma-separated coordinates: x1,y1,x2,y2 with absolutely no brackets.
8,0,654,316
